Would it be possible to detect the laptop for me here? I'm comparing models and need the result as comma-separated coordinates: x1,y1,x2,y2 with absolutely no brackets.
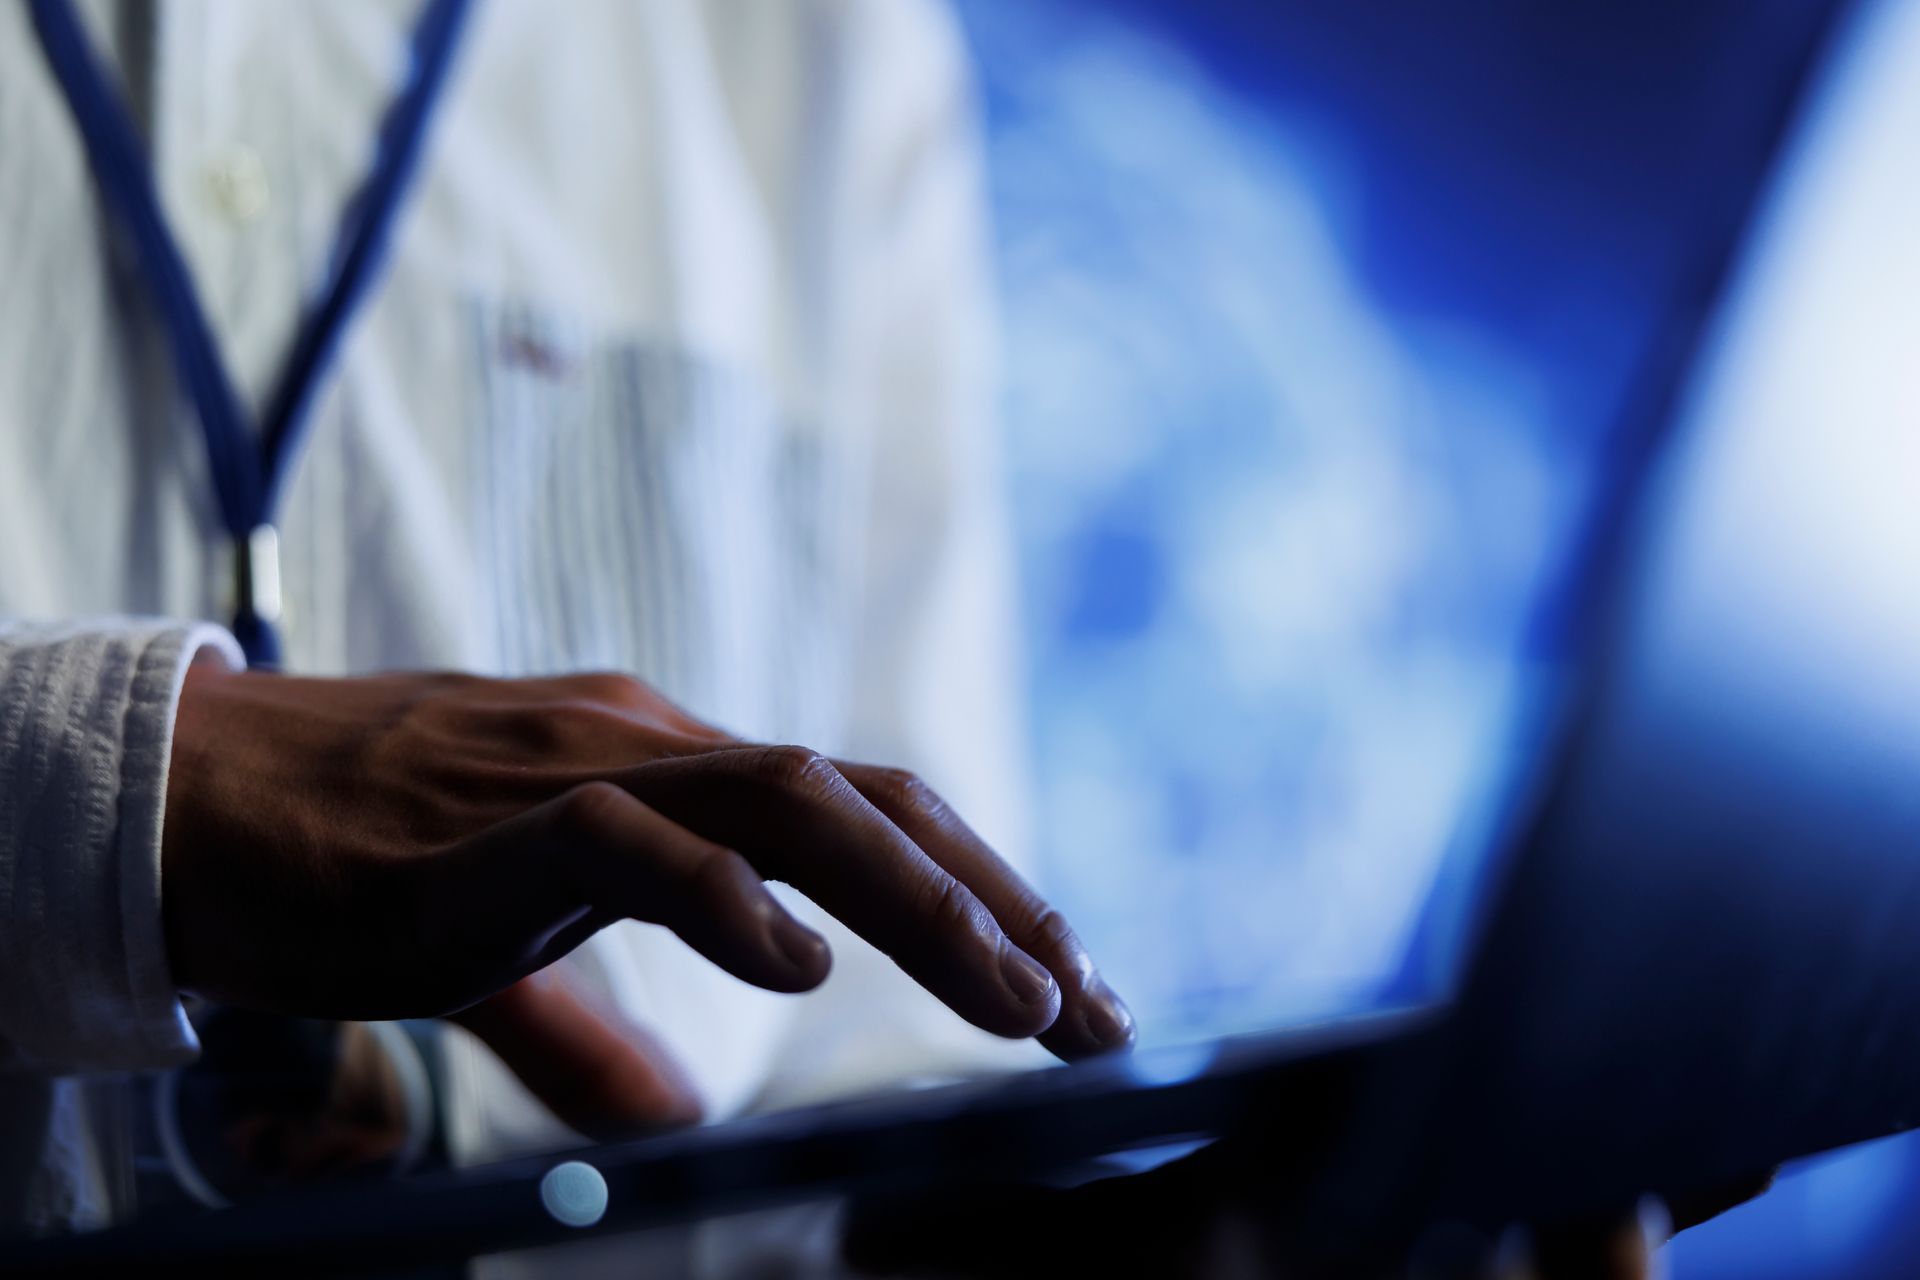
18,0,1920,1269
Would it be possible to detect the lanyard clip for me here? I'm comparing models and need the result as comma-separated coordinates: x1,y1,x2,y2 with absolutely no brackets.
233,523,283,627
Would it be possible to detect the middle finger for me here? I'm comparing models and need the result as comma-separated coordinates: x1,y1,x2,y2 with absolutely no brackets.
615,745,1065,1041
831,760,1134,1061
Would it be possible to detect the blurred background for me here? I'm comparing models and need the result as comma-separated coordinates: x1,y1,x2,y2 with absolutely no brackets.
946,0,1920,1274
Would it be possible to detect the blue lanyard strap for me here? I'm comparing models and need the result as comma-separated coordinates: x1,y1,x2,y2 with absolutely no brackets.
29,0,475,665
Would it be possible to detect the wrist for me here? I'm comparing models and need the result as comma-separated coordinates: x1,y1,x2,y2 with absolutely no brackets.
162,648,242,993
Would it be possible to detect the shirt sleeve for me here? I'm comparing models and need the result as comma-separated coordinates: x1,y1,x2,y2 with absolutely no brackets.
0,618,244,1073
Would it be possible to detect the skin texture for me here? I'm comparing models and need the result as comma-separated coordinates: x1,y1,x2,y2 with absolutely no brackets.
162,661,1135,1137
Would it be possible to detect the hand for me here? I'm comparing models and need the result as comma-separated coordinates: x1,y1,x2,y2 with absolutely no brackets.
162,662,1132,1065
447,962,705,1137
181,962,709,1199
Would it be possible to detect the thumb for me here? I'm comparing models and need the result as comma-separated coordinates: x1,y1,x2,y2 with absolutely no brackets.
449,963,704,1140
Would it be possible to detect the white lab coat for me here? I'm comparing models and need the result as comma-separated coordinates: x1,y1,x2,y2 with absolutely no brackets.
0,0,1042,1254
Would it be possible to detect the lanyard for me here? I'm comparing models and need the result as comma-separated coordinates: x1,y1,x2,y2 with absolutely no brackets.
29,0,476,666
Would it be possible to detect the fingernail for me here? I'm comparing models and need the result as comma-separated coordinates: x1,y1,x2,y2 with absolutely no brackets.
771,913,829,976
999,940,1056,1006
1083,983,1136,1049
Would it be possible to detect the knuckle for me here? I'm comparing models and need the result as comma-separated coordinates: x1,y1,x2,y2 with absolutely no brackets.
571,670,645,706
871,767,940,816
752,744,839,795
689,847,756,906
920,875,990,939
554,780,631,841
1023,905,1081,960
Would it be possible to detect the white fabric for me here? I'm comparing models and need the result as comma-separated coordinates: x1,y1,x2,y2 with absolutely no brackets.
0,0,1043,1254
0,621,242,1236
0,621,241,1075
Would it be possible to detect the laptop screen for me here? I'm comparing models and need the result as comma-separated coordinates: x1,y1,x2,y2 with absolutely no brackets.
959,0,1854,1043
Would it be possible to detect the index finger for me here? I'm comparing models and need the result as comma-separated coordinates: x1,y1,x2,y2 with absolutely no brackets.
832,761,1134,1061
616,746,1066,1042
